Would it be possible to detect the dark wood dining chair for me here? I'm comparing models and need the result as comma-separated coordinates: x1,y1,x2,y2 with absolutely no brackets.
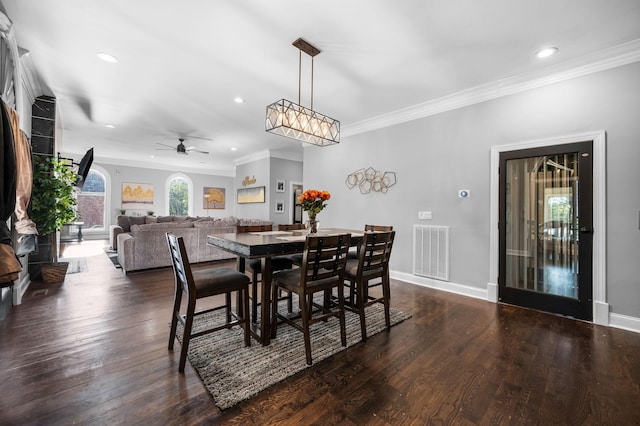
236,225,294,323
278,223,306,266
166,232,250,373
344,230,395,340
347,224,394,260
271,233,351,365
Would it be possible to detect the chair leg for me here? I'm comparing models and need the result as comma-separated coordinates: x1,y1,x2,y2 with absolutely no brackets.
168,288,182,350
225,292,231,323
383,274,391,330
179,302,196,373
251,271,259,323
301,292,313,365
337,285,347,347
242,287,251,347
270,281,280,338
357,279,368,341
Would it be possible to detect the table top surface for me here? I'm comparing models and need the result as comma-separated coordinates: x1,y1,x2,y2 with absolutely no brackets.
206,228,364,258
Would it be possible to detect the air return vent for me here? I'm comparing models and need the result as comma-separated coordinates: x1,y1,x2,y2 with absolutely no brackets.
413,225,449,281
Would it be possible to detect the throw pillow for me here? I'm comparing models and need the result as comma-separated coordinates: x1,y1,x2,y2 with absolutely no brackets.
117,215,131,232
157,216,174,223
145,216,158,224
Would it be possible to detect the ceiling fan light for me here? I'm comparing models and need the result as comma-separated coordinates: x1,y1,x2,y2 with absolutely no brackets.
536,47,558,59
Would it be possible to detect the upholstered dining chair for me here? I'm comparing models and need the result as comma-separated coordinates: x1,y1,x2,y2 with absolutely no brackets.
344,230,395,341
236,225,295,323
347,224,394,260
278,223,306,266
166,232,251,373
271,233,351,365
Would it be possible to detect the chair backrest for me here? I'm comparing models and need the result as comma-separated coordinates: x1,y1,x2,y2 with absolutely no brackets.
357,230,395,275
166,232,195,299
364,224,394,232
278,223,305,231
236,224,273,233
300,234,351,289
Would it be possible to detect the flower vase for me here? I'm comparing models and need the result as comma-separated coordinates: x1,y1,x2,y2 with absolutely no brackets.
306,215,319,234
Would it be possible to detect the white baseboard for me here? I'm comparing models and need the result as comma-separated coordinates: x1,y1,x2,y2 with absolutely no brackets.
391,271,488,300
391,271,640,334
609,312,640,334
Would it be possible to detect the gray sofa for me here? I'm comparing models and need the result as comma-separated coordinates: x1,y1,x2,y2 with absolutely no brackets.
113,216,270,273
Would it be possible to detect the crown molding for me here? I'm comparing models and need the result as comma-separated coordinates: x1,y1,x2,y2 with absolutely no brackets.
234,149,271,166
342,39,640,138
94,156,236,177
234,148,302,167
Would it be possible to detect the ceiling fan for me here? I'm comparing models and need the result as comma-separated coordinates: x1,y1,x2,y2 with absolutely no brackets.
155,138,209,155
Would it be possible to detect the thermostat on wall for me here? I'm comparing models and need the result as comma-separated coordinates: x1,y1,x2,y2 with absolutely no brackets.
458,189,470,198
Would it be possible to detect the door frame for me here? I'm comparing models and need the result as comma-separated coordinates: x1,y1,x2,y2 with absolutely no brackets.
489,131,607,325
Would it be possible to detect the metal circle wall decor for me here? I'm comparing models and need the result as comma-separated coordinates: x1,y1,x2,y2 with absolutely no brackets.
345,167,396,194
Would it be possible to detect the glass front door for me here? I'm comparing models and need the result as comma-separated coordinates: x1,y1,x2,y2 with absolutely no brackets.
499,141,593,320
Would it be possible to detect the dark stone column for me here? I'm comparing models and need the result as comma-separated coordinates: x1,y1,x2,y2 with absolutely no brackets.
28,96,56,280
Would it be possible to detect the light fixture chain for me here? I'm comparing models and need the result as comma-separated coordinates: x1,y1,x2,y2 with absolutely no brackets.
311,56,314,111
298,48,302,106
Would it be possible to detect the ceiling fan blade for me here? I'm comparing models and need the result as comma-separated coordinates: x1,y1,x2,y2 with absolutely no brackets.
191,149,209,154
186,135,214,142
156,142,175,149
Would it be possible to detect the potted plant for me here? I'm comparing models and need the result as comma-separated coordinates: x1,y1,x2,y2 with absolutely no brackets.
31,155,78,283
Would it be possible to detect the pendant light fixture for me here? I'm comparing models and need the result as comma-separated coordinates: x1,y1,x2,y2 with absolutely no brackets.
265,38,340,146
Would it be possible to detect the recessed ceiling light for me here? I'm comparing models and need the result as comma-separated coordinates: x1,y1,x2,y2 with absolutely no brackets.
97,52,119,63
230,147,237,151
104,124,116,129
234,97,244,104
536,47,558,59
149,155,155,159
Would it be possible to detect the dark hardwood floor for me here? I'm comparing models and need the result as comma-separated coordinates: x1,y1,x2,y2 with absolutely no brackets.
1,240,639,425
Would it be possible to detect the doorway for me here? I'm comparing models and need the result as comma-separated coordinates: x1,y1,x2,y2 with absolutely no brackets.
291,183,303,224
498,141,593,320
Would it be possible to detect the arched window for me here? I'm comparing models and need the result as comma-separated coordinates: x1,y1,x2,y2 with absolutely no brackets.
167,175,191,216
77,169,107,232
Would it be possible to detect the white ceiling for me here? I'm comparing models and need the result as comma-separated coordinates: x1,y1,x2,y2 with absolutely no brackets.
3,0,640,174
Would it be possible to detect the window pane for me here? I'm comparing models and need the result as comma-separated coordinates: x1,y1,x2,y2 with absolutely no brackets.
77,170,105,230
169,177,189,216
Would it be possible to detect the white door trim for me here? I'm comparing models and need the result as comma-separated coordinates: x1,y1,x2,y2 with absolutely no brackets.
489,131,607,325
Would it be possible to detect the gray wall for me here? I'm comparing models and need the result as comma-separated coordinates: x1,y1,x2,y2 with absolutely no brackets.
98,162,235,227
303,62,640,319
269,157,303,226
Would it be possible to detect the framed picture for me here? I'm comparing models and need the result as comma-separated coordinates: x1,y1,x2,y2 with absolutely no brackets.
121,182,154,210
275,179,285,193
203,187,225,209
237,186,265,204
275,199,285,213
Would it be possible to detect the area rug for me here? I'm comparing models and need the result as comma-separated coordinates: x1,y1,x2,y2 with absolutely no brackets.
63,257,88,274
103,247,122,269
179,299,411,410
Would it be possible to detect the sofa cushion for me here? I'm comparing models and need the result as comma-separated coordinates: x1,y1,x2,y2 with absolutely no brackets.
145,215,157,224
193,219,222,228
132,222,195,232
219,216,239,226
117,215,131,232
129,216,146,226
157,215,174,223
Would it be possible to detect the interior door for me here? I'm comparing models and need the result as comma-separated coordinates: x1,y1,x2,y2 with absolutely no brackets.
498,141,593,320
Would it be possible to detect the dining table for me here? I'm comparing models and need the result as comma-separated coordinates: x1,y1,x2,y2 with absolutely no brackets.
206,228,363,345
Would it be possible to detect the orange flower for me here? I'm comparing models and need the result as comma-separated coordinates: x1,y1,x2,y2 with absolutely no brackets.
298,189,331,215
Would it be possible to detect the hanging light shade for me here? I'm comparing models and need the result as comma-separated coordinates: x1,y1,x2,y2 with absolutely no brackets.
266,38,340,146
